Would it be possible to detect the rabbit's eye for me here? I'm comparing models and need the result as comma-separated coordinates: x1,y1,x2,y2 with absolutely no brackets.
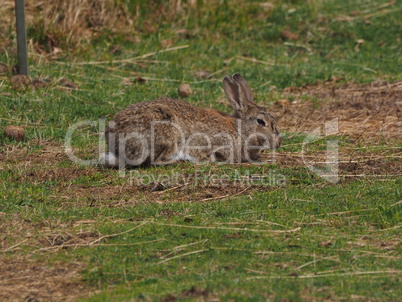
257,118,266,126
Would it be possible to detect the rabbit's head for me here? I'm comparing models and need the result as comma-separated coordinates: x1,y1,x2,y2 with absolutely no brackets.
223,74,282,160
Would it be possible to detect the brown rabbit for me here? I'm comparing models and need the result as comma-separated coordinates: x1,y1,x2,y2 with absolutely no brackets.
101,73,282,168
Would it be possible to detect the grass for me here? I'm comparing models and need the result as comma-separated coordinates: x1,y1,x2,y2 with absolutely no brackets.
2,165,401,300
1,0,402,301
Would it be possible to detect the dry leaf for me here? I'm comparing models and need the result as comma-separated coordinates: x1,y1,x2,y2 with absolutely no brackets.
174,28,191,39
195,70,211,79
161,39,175,49
52,47,63,56
331,75,344,83
281,29,299,41
355,39,365,52
120,78,133,86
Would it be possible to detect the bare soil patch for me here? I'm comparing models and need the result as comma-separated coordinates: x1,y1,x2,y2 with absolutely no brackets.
0,140,65,166
56,163,277,208
0,212,101,301
265,80,402,179
0,149,100,302
269,80,401,140
0,258,89,301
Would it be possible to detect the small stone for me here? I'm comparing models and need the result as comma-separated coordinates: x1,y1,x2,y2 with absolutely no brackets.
10,75,31,91
178,84,192,98
4,125,25,141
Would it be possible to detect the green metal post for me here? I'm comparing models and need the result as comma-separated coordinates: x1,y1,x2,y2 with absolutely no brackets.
15,0,28,75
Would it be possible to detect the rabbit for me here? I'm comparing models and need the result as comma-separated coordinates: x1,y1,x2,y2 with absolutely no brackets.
100,73,282,168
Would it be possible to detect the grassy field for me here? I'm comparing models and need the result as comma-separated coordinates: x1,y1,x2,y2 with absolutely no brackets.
0,0,401,301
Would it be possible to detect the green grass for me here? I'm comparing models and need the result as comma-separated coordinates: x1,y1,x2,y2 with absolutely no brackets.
1,0,401,301
2,170,401,300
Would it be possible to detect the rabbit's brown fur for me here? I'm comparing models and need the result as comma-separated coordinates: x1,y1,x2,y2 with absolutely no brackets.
102,74,282,168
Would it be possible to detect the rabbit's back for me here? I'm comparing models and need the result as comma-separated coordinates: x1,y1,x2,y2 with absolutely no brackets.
109,97,236,136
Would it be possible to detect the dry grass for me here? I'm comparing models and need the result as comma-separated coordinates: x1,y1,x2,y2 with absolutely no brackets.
0,0,243,55
0,257,90,301
0,210,94,301
1,1,401,299
269,80,402,140
1,0,129,53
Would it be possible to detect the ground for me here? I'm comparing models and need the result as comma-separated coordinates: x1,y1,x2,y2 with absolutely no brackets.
1,0,401,300
1,80,400,301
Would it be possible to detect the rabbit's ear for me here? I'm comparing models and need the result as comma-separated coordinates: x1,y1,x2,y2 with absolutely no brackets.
223,75,249,115
232,73,254,103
